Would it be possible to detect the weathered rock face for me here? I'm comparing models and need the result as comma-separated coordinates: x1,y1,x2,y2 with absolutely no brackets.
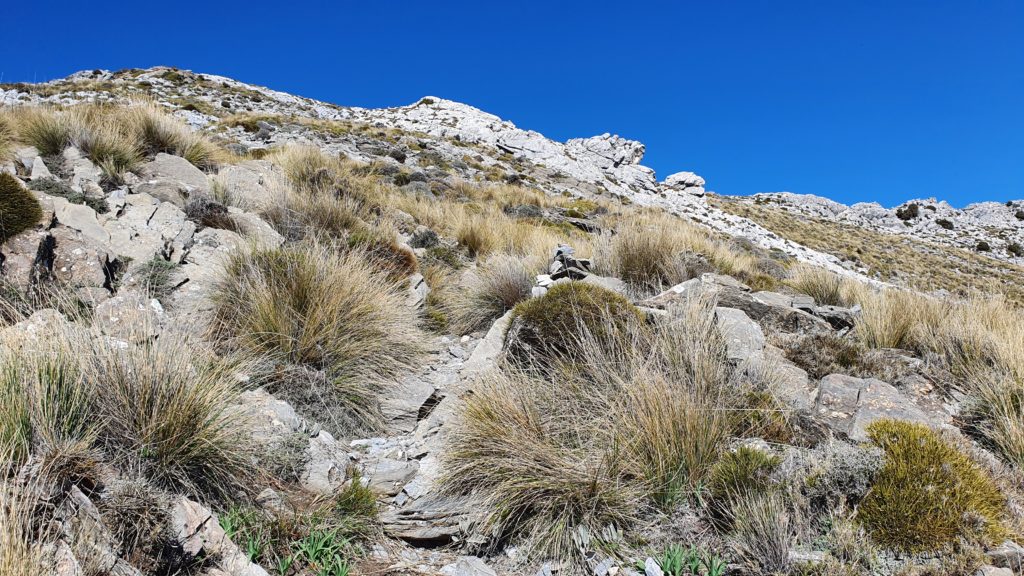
815,373,937,441
134,153,210,206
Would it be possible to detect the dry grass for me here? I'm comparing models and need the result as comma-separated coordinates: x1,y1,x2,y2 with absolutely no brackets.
786,265,864,307
0,446,49,576
449,254,541,333
729,492,792,576
4,102,222,179
595,211,765,294
444,294,768,565
86,329,254,499
714,197,1024,304
211,241,427,434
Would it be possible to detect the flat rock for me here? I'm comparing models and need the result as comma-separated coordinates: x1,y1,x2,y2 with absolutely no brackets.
135,153,210,206
715,306,765,363
815,373,933,441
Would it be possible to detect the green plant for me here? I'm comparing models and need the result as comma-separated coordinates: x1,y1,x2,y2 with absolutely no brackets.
0,173,43,243
1008,242,1023,258
856,419,1007,553
505,282,643,367
28,177,108,213
707,446,780,530
292,528,351,576
134,257,181,300
14,107,71,156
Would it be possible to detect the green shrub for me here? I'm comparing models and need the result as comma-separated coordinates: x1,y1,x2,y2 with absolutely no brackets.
134,258,181,300
935,218,954,230
28,177,109,214
506,282,643,366
856,419,1006,553
1007,242,1023,258
976,241,991,252
707,446,780,530
0,174,43,243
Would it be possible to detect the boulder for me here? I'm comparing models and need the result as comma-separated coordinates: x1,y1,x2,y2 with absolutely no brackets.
815,374,933,441
715,307,765,363
93,291,165,340
170,497,269,576
135,153,210,206
441,556,498,576
301,430,352,495
215,161,280,209
362,457,420,496
381,494,476,544
226,207,284,248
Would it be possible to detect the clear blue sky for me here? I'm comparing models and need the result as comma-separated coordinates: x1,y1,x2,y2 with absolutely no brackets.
2,1,1021,207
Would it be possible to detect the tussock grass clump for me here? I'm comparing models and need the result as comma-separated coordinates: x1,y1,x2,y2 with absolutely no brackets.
211,242,426,434
449,254,540,333
729,492,792,576
596,211,763,294
445,295,757,565
11,106,72,156
857,419,1007,553
86,332,254,499
856,288,944,350
0,454,49,576
122,102,220,170
6,103,221,179
505,282,643,367
708,446,780,530
0,173,43,243
786,265,863,307
0,113,14,159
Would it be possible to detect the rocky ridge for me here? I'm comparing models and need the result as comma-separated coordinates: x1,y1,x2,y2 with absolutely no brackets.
2,66,877,282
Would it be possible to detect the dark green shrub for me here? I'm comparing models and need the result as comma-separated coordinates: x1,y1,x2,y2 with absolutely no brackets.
0,173,43,242
1016,210,1024,221
976,241,991,252
895,203,920,221
856,419,1006,553
505,282,643,366
935,219,954,230
29,177,109,214
1008,243,1023,258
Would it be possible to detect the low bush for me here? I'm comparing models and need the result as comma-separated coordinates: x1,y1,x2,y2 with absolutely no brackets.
707,445,780,530
505,282,642,367
856,419,1006,553
28,177,108,213
0,173,43,243
98,478,172,572
896,203,920,221
211,242,426,435
781,333,871,380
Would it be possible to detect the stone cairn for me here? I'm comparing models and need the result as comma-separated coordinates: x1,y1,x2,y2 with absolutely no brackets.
532,244,592,297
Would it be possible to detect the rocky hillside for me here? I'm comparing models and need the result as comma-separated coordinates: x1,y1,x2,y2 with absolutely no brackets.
1,67,1024,576
732,192,1024,264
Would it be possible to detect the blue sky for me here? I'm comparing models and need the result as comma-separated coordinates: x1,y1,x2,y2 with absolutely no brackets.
2,1,1021,207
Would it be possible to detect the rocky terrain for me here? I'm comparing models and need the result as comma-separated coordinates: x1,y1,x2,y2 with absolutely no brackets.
734,192,1024,265
1,67,1023,576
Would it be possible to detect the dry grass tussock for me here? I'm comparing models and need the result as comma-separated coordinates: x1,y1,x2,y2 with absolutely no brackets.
390,182,595,262
0,444,49,576
786,264,866,307
444,292,780,565
211,240,427,435
0,315,254,501
448,253,543,333
594,211,766,294
3,101,222,179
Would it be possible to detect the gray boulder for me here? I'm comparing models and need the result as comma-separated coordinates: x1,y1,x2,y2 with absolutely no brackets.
715,306,765,363
135,153,210,206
